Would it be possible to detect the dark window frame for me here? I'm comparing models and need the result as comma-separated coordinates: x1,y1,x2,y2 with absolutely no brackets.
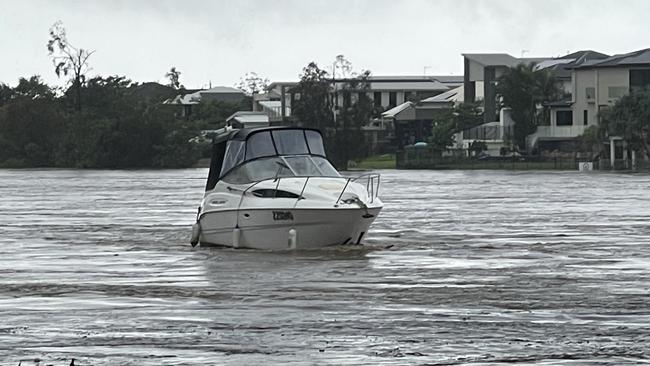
556,110,573,126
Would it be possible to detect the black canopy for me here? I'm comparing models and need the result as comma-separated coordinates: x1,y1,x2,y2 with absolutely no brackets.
205,127,326,191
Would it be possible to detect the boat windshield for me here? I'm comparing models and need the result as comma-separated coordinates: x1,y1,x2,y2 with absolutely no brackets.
221,155,340,184
219,129,326,178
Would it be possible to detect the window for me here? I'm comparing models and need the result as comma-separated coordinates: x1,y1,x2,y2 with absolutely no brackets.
223,157,294,184
343,91,351,107
556,110,573,126
404,91,413,101
373,92,382,107
245,132,275,160
630,69,650,92
220,140,245,177
585,87,595,100
222,156,339,184
272,130,309,155
583,110,588,126
608,86,627,99
389,92,397,107
304,130,325,156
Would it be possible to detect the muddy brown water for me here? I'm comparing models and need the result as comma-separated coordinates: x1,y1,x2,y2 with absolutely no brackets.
1,169,649,365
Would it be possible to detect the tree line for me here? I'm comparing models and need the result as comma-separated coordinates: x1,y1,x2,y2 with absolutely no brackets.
0,22,254,169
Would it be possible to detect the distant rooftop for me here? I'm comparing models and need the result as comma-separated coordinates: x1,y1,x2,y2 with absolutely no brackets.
573,48,650,69
463,53,521,67
267,75,462,92
202,86,245,94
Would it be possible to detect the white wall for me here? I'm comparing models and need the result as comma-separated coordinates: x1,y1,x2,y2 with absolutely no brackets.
572,69,598,127
467,59,485,82
597,68,629,105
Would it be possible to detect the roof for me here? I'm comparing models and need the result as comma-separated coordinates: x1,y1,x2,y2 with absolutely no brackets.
421,85,463,103
560,50,610,60
201,86,244,94
164,92,201,105
268,75,461,92
430,75,464,85
463,53,521,67
535,50,610,78
573,48,650,69
163,86,245,105
226,111,269,125
369,80,448,91
381,102,414,118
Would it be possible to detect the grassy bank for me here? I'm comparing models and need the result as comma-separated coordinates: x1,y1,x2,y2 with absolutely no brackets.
353,154,396,170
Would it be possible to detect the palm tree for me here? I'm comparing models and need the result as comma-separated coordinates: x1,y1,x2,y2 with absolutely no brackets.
496,63,562,150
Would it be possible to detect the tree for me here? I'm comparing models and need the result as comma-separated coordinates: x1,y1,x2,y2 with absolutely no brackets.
165,67,182,89
334,70,373,167
47,21,94,111
496,63,562,150
292,62,334,131
451,102,483,131
12,76,56,100
599,90,650,159
428,121,456,156
332,54,356,79
0,83,13,107
236,72,269,96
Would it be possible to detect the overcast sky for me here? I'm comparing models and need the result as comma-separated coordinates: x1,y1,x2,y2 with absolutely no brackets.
2,0,649,88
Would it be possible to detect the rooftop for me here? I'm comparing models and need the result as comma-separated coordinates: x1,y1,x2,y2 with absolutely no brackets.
573,48,650,69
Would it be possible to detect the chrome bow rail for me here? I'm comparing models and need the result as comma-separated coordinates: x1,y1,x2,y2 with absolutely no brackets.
230,173,381,211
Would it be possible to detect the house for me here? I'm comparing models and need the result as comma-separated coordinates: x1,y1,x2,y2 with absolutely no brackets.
527,51,610,153
261,75,463,123
164,86,246,117
463,53,551,123
567,48,650,166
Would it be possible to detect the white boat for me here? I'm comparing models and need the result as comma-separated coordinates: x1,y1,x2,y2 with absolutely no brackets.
191,126,382,249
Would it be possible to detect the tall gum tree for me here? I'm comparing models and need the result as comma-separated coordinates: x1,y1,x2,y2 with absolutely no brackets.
47,21,94,111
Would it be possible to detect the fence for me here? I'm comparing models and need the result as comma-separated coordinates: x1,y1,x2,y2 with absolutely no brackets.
396,149,645,171
462,125,514,141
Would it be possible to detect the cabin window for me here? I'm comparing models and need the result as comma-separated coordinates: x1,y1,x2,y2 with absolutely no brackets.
305,130,325,156
311,156,340,176
221,140,245,176
223,157,293,184
221,156,339,184
252,189,301,198
272,130,309,155
245,132,275,160
284,156,322,176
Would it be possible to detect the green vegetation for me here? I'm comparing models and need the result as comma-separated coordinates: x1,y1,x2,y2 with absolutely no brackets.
496,63,563,149
291,58,374,170
600,90,650,159
0,22,251,169
0,75,210,168
354,154,396,170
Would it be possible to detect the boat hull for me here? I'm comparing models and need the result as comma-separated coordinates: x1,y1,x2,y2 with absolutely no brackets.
198,207,381,250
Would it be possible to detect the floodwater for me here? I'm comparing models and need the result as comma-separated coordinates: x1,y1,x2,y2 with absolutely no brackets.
1,169,649,365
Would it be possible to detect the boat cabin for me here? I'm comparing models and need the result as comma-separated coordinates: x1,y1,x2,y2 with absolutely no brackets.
206,127,340,190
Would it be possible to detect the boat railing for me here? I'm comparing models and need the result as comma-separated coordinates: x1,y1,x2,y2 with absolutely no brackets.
232,173,381,209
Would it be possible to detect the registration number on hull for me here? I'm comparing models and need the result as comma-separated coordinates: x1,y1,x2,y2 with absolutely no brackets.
273,211,294,221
